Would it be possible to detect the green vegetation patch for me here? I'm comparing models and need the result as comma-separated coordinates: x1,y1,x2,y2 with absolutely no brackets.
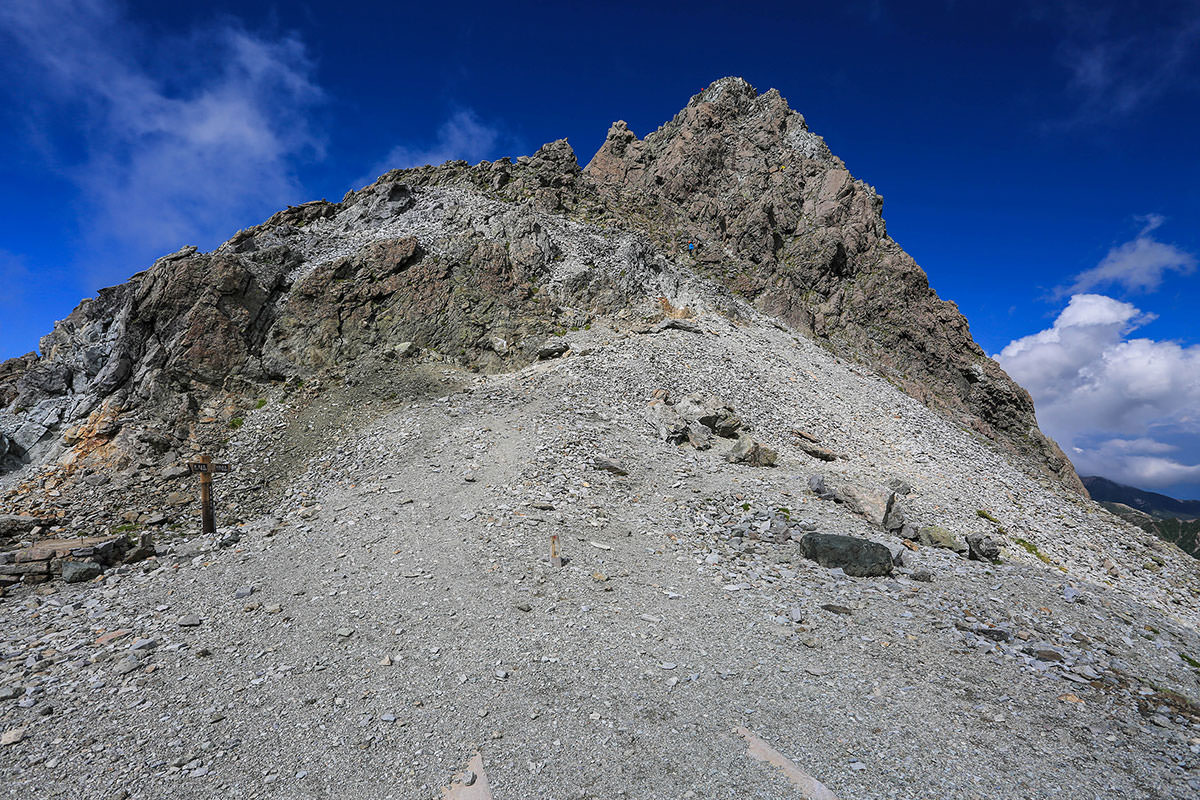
1014,537,1052,565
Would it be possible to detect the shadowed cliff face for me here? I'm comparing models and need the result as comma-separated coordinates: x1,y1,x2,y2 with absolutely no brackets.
581,78,1083,494
0,77,1082,524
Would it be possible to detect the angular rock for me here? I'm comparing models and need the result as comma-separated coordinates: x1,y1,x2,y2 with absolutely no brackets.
0,515,39,539
61,560,102,583
686,420,713,450
643,400,687,444
840,485,894,528
797,533,893,577
918,526,968,554
966,532,1001,562
795,438,838,462
725,435,777,467
672,393,742,438
882,494,906,533
536,341,569,360
807,474,839,501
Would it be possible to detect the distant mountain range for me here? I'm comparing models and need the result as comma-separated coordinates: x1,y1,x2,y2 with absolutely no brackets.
1083,476,1200,519
1084,476,1200,559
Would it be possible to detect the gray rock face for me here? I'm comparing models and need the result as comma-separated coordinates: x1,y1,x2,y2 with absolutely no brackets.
797,533,893,577
583,78,1082,495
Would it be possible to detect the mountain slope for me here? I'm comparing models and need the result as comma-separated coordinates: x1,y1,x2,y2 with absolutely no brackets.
0,78,1198,800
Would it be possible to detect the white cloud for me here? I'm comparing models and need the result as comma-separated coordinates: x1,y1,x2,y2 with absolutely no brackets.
1062,217,1196,295
996,293,1200,491
356,110,505,189
0,0,324,284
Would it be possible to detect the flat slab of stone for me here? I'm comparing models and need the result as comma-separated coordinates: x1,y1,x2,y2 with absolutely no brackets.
797,532,893,577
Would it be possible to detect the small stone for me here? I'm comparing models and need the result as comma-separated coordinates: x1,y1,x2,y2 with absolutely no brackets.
461,769,476,786
177,615,202,628
515,602,532,613
114,654,141,675
1029,645,1065,662
591,456,629,476
234,586,254,599
1,727,26,746
820,604,852,616
130,638,158,651
336,627,355,638
911,569,933,583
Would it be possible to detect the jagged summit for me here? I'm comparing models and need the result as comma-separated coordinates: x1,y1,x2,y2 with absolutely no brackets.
2,77,1078,514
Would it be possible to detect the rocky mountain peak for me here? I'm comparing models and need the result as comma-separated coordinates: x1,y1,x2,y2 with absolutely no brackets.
0,76,1197,800
1,76,1084,526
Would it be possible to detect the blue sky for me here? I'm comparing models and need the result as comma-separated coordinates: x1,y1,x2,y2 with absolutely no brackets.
1,0,1198,497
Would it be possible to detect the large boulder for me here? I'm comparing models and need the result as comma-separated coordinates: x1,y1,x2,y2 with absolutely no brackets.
919,525,968,554
797,533,893,577
0,515,39,539
643,400,687,443
672,392,743,438
725,435,777,467
966,532,1001,562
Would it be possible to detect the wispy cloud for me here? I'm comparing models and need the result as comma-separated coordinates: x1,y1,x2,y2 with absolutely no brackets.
1043,2,1200,126
0,0,325,284
996,293,1200,491
1059,215,1196,296
356,110,509,189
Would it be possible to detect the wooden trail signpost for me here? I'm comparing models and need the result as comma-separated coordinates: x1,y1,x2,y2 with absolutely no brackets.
187,454,231,534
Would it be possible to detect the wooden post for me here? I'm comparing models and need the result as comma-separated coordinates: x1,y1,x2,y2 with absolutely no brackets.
188,455,231,535
198,455,214,534
550,531,562,568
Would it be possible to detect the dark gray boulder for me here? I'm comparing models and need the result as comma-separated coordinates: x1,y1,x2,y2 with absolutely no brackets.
61,560,102,583
797,533,893,577
966,532,1002,562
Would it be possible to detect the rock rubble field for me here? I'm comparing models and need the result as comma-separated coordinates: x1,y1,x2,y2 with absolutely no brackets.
3,312,1198,799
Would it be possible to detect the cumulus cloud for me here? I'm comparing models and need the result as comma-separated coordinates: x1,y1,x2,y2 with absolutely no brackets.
1061,216,1196,295
996,293,1200,492
356,110,507,189
0,0,324,284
